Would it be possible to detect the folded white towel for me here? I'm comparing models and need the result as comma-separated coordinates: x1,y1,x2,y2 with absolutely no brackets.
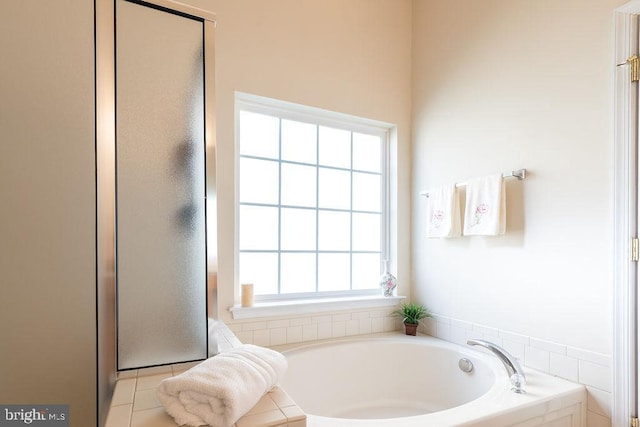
463,174,506,236
426,185,461,238
156,344,287,427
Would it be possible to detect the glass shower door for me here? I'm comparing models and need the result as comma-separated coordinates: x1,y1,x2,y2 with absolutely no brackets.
115,0,207,370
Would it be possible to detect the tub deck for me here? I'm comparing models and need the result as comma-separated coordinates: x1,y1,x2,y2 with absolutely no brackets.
106,329,585,427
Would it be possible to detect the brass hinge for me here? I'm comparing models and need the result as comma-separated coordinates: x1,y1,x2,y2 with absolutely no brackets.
631,416,639,427
632,238,640,262
629,55,639,82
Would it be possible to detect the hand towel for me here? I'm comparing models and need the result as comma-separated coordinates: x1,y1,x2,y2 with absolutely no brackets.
463,174,506,236
156,344,287,427
426,185,461,238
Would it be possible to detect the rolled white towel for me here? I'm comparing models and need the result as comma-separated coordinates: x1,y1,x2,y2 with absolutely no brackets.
156,344,287,427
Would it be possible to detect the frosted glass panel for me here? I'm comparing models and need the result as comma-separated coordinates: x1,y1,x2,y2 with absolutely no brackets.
116,0,207,370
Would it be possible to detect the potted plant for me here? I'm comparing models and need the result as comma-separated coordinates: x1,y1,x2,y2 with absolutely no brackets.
392,302,431,336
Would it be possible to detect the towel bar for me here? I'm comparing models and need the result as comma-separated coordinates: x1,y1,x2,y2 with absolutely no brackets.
420,168,526,198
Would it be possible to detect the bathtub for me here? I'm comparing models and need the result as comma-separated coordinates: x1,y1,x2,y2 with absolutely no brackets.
277,333,586,427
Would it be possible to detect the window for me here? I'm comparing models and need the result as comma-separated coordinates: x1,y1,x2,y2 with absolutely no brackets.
236,93,391,301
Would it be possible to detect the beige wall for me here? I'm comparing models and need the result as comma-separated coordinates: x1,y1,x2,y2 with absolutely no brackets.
412,0,624,355
0,1,97,426
187,0,414,321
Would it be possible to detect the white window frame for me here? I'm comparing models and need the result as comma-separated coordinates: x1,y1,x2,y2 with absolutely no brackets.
234,92,394,305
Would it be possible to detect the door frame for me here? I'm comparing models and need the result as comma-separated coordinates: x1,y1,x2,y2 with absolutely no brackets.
614,2,640,426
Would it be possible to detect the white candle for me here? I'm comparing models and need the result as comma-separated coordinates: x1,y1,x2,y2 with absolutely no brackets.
241,283,254,307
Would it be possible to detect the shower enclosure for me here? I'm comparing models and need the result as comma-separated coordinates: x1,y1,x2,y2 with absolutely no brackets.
114,0,216,370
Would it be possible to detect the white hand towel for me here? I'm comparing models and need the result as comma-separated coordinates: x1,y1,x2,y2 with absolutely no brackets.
426,185,461,238
463,174,506,236
156,344,287,427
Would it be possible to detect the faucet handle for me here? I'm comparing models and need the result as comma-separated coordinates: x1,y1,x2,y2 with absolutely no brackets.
510,373,526,394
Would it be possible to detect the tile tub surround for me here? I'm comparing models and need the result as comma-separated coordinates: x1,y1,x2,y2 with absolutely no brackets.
226,307,404,347
421,314,612,427
107,322,306,427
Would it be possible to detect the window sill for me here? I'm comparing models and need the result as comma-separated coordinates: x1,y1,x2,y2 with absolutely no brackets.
229,295,406,320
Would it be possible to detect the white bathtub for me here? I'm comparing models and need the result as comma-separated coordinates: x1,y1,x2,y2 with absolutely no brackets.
278,334,586,427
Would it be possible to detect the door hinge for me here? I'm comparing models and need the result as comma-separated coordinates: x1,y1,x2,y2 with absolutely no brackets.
632,238,640,262
631,416,639,427
628,55,639,82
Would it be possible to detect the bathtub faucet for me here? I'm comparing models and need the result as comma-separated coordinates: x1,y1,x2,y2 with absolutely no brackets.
467,339,526,394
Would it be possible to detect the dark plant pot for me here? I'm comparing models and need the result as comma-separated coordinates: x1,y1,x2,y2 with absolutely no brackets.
404,323,418,336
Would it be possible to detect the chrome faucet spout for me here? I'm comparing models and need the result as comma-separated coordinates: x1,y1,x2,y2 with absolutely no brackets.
467,339,526,393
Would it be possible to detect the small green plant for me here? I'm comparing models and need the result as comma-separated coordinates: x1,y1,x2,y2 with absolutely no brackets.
392,302,431,325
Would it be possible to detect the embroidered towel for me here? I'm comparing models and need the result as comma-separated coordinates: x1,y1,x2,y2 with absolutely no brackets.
156,344,287,427
463,174,506,236
426,185,461,238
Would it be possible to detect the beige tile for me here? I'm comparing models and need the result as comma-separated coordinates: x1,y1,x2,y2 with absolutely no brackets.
587,387,612,418
226,331,253,353
586,410,611,427
286,326,303,344
268,387,296,408
243,321,268,331
138,365,173,376
289,317,312,327
235,409,287,427
117,370,138,379
105,404,132,427
267,319,289,329
133,388,163,412
281,405,305,422
287,420,307,427
136,373,172,391
111,378,137,406
130,407,178,427
302,324,318,342
579,360,611,392
246,395,279,415
225,322,243,333
223,335,241,347
253,329,270,346
171,361,201,376
270,328,287,346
